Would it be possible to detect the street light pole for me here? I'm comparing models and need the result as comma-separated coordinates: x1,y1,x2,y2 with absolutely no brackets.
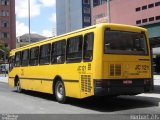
28,0,31,44
107,0,111,23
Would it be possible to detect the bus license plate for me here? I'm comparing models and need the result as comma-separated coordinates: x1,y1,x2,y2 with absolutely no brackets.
123,80,133,85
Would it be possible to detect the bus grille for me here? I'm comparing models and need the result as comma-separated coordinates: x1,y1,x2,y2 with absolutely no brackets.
81,75,91,93
110,64,122,76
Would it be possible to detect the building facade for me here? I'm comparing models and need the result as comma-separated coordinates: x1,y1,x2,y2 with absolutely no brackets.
92,0,160,74
56,0,94,35
16,34,46,48
92,0,160,43
0,0,16,50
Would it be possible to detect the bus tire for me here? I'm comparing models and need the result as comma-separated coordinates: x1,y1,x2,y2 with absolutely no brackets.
16,78,22,93
55,80,66,103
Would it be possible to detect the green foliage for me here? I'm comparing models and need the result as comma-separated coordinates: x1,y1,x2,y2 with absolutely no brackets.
0,45,9,60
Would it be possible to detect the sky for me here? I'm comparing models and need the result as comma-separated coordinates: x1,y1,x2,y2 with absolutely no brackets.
15,0,56,37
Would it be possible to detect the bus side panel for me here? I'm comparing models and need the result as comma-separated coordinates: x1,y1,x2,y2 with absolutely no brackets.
41,80,53,94
58,62,94,99
58,64,81,99
8,67,21,88
8,78,14,87
33,65,54,94
93,26,103,80
20,66,54,94
64,82,81,99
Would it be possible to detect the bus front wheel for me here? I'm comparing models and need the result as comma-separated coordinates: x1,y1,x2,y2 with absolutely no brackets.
55,80,66,103
16,79,22,93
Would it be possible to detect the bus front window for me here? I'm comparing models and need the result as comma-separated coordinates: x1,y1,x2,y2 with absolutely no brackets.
104,30,148,55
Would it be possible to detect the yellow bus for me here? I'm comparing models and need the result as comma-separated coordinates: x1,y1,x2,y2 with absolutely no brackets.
8,23,152,103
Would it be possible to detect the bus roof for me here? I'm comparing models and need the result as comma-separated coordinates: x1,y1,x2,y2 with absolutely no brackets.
10,23,147,54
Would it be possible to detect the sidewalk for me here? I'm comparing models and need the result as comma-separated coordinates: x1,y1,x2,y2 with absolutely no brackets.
0,74,8,83
154,75,160,85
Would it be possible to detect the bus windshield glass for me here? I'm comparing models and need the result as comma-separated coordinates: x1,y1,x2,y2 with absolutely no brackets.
104,30,148,55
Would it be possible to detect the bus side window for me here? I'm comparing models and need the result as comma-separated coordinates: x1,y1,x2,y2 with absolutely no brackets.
83,32,94,62
9,56,14,71
39,44,51,65
51,40,66,64
21,49,29,66
29,47,39,66
66,36,82,63
15,52,21,67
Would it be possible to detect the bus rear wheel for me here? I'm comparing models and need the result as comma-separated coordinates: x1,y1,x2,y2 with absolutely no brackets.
55,80,66,103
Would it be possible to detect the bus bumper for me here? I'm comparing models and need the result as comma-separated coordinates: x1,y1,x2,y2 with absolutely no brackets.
94,79,152,96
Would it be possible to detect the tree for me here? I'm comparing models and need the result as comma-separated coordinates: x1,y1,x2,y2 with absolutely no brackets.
0,45,9,60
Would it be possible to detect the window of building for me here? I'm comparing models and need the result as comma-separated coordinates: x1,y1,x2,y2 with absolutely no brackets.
83,0,90,4
15,52,21,67
4,43,8,48
142,18,148,23
94,13,105,19
83,7,90,14
1,21,9,28
155,2,160,6
1,10,9,16
84,25,89,28
67,36,83,62
21,49,29,66
93,0,100,7
84,16,90,23
142,5,147,10
1,0,9,5
1,32,9,39
148,3,154,8
135,7,141,12
101,0,107,4
156,16,160,20
149,17,154,22
29,47,39,66
52,40,66,64
83,33,94,62
39,44,51,65
136,20,141,24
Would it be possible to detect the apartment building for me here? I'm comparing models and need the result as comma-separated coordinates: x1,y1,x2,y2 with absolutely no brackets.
0,0,16,50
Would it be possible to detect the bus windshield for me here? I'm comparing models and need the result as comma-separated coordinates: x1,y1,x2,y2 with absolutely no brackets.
104,30,148,55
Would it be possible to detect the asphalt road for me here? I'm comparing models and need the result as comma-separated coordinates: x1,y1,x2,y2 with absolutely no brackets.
0,83,160,120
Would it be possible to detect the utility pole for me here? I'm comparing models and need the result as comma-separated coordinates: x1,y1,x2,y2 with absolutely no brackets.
28,0,31,43
107,0,111,23
65,0,71,33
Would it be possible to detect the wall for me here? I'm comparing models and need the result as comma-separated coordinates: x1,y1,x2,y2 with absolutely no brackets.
92,0,160,26
56,0,83,35
0,0,16,50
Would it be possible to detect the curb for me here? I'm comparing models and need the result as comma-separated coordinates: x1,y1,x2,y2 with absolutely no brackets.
0,81,8,84
0,79,8,84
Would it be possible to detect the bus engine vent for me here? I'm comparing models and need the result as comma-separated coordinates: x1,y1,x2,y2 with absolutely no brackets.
81,75,91,93
110,64,122,76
